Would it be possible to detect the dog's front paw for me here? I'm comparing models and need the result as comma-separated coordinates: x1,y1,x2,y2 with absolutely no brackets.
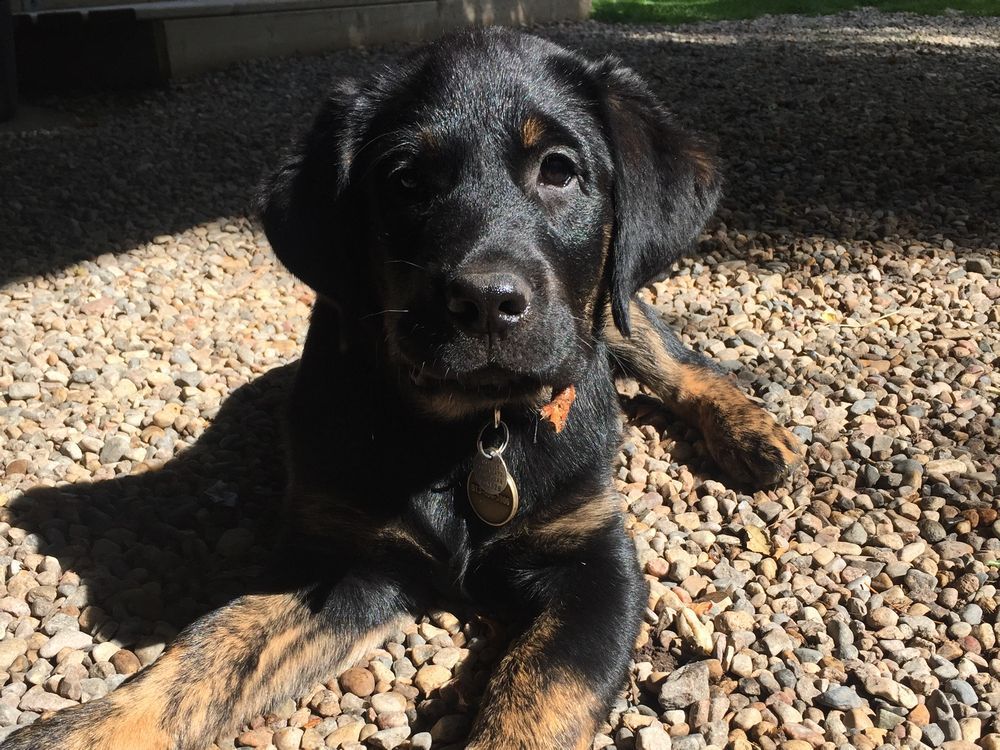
698,396,804,488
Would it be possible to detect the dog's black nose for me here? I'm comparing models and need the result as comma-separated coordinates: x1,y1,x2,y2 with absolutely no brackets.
446,272,531,335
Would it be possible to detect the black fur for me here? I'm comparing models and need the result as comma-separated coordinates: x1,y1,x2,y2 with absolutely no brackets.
589,60,722,335
266,27,720,743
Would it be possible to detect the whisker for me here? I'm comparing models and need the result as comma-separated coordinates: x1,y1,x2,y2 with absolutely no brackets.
359,309,410,320
384,259,428,271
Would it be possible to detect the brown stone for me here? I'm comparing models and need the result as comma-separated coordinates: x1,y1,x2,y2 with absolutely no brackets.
236,727,273,747
414,664,451,696
5,458,30,475
908,703,930,727
339,667,375,698
110,649,142,676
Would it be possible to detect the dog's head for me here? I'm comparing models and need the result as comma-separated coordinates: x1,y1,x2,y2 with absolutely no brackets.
259,29,720,418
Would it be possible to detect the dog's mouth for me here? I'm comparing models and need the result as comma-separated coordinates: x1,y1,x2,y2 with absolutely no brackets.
407,363,545,400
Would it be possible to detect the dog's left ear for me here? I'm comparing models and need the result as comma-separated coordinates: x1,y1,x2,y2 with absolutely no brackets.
256,82,363,304
590,58,722,335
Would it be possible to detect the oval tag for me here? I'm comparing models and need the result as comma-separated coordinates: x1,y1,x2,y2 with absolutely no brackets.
468,473,519,526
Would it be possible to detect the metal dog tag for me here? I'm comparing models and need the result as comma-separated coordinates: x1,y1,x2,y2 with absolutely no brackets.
468,413,520,526
470,450,510,495
468,463,519,527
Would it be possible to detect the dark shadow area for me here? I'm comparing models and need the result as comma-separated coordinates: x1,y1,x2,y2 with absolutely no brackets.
0,47,398,288
591,0,1000,25
1,359,518,747
0,368,743,659
3,364,297,644
555,23,1000,250
2,18,999,289
14,13,169,94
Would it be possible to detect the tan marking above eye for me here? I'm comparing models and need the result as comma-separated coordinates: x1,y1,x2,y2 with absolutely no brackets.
521,117,545,148
419,129,438,148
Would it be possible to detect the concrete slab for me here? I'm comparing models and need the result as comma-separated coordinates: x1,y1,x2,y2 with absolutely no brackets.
12,0,591,93
163,0,589,76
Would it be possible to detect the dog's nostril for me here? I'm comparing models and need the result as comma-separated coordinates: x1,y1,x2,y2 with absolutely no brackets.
498,295,528,318
446,273,531,335
447,296,480,322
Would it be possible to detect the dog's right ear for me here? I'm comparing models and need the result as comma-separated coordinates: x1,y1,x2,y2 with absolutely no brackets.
587,58,721,337
257,82,363,301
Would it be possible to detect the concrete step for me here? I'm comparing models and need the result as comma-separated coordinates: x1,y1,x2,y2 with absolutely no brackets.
13,0,590,88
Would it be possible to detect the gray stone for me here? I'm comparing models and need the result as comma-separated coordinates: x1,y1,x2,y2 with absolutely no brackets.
80,678,109,701
774,669,796,689
817,685,865,710
923,724,946,746
0,703,20,726
658,662,710,710
918,519,947,544
960,604,983,626
877,708,905,730
904,569,938,603
41,613,80,637
368,726,411,749
70,368,98,384
636,724,673,750
671,735,707,750
841,521,868,545
18,686,77,713
965,258,992,274
98,435,131,464
794,647,824,663
828,619,857,659
39,629,93,659
940,716,963,741
944,680,978,706
927,690,955,721
850,398,877,415
7,382,40,400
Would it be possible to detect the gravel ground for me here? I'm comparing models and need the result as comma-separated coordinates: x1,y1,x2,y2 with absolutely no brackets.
1,9,999,750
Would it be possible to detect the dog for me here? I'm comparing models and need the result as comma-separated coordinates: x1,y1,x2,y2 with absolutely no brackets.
3,28,802,750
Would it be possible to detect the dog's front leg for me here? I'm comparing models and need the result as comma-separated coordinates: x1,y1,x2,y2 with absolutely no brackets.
467,519,646,750
606,298,803,487
0,574,410,750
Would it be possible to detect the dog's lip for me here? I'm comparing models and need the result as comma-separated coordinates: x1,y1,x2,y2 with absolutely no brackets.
408,363,540,392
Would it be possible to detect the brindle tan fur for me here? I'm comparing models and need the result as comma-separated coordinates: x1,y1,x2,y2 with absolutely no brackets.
605,299,803,485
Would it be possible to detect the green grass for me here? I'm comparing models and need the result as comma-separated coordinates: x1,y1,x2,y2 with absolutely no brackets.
591,0,1000,25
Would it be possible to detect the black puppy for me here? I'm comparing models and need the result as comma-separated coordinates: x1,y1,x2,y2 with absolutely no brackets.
3,29,801,750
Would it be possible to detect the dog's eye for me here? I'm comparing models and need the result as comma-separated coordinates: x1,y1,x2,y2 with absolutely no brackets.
395,168,418,190
538,154,576,188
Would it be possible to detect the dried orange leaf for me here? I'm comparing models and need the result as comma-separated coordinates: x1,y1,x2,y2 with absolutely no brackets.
539,384,577,433
689,601,713,617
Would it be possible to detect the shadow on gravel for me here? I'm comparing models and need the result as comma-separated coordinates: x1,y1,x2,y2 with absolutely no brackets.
4,364,298,645
2,362,723,655
2,20,998,289
561,27,1000,252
